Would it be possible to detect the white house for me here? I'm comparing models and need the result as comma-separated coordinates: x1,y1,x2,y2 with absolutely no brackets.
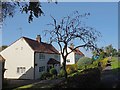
0,35,60,80
0,55,5,90
60,44,84,65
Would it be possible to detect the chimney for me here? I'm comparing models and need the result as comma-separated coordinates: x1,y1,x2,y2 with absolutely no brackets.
70,43,74,49
36,35,41,43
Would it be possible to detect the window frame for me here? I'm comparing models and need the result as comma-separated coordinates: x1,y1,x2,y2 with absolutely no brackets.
39,66,45,72
39,53,45,60
17,67,26,74
66,59,70,63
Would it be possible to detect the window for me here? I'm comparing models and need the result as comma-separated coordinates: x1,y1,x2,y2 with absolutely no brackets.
39,66,45,72
66,59,70,62
39,53,45,60
17,67,26,73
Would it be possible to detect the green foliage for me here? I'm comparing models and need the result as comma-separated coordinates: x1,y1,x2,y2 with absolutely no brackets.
2,1,57,23
40,72,52,80
92,45,118,61
111,57,120,69
100,57,108,69
77,57,92,70
66,64,77,75
58,69,66,77
49,68,57,76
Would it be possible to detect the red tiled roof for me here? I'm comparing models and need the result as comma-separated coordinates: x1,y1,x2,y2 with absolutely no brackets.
23,37,59,54
47,58,60,64
69,47,84,56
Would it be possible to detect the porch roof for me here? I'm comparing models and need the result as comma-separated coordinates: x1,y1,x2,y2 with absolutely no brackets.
47,58,60,64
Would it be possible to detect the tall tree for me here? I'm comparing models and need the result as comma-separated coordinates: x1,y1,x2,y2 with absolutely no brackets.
45,11,101,79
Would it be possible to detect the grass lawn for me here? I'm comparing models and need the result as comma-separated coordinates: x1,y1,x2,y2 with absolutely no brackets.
14,84,34,90
111,57,120,69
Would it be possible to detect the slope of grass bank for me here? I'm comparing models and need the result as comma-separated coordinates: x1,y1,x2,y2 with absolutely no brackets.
111,57,120,69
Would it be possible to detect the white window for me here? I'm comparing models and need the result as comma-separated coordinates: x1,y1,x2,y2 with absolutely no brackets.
39,66,45,72
66,59,70,62
39,53,45,60
17,67,26,74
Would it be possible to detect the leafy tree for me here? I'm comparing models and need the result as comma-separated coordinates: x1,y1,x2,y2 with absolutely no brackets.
1,0,57,23
92,45,118,60
77,57,92,70
112,48,118,56
105,44,113,56
0,45,8,52
45,11,101,79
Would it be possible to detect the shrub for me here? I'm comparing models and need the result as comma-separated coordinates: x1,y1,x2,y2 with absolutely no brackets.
100,57,108,69
77,57,92,70
40,72,52,80
49,68,58,76
58,69,65,77
66,67,73,75
66,64,78,75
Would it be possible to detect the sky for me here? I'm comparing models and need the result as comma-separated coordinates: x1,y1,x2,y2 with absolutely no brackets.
1,2,118,57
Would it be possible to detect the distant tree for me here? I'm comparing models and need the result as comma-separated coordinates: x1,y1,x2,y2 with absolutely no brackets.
92,45,118,60
1,0,57,23
45,11,101,79
105,44,113,56
0,45,8,52
112,48,118,56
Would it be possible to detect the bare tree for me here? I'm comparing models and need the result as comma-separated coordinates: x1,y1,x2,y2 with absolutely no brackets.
45,11,101,79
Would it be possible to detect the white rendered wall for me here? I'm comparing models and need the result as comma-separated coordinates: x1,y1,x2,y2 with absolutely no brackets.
35,53,60,79
0,38,34,79
60,47,75,65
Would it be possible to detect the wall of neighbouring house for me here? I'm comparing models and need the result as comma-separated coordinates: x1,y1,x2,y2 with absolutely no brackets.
0,38,34,79
34,53,60,79
60,47,75,65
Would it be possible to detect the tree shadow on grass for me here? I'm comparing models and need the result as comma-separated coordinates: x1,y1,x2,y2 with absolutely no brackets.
53,68,101,88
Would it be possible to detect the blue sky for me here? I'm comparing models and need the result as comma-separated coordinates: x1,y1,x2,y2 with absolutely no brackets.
2,2,118,57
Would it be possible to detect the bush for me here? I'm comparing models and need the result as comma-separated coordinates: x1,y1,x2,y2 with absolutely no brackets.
40,72,52,80
58,69,65,77
100,57,108,69
49,68,58,76
66,67,73,75
66,64,78,75
77,57,92,70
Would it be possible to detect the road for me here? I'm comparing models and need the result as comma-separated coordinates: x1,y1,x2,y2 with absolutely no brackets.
100,62,119,88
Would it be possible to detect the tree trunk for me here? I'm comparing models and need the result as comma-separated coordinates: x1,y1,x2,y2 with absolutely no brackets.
62,57,68,79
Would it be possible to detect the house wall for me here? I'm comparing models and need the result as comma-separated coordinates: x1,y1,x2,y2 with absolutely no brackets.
60,48,75,65
0,62,2,90
0,38,34,79
34,53,60,79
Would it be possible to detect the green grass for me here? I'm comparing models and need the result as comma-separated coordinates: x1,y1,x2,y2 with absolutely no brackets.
14,84,34,90
111,57,120,69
